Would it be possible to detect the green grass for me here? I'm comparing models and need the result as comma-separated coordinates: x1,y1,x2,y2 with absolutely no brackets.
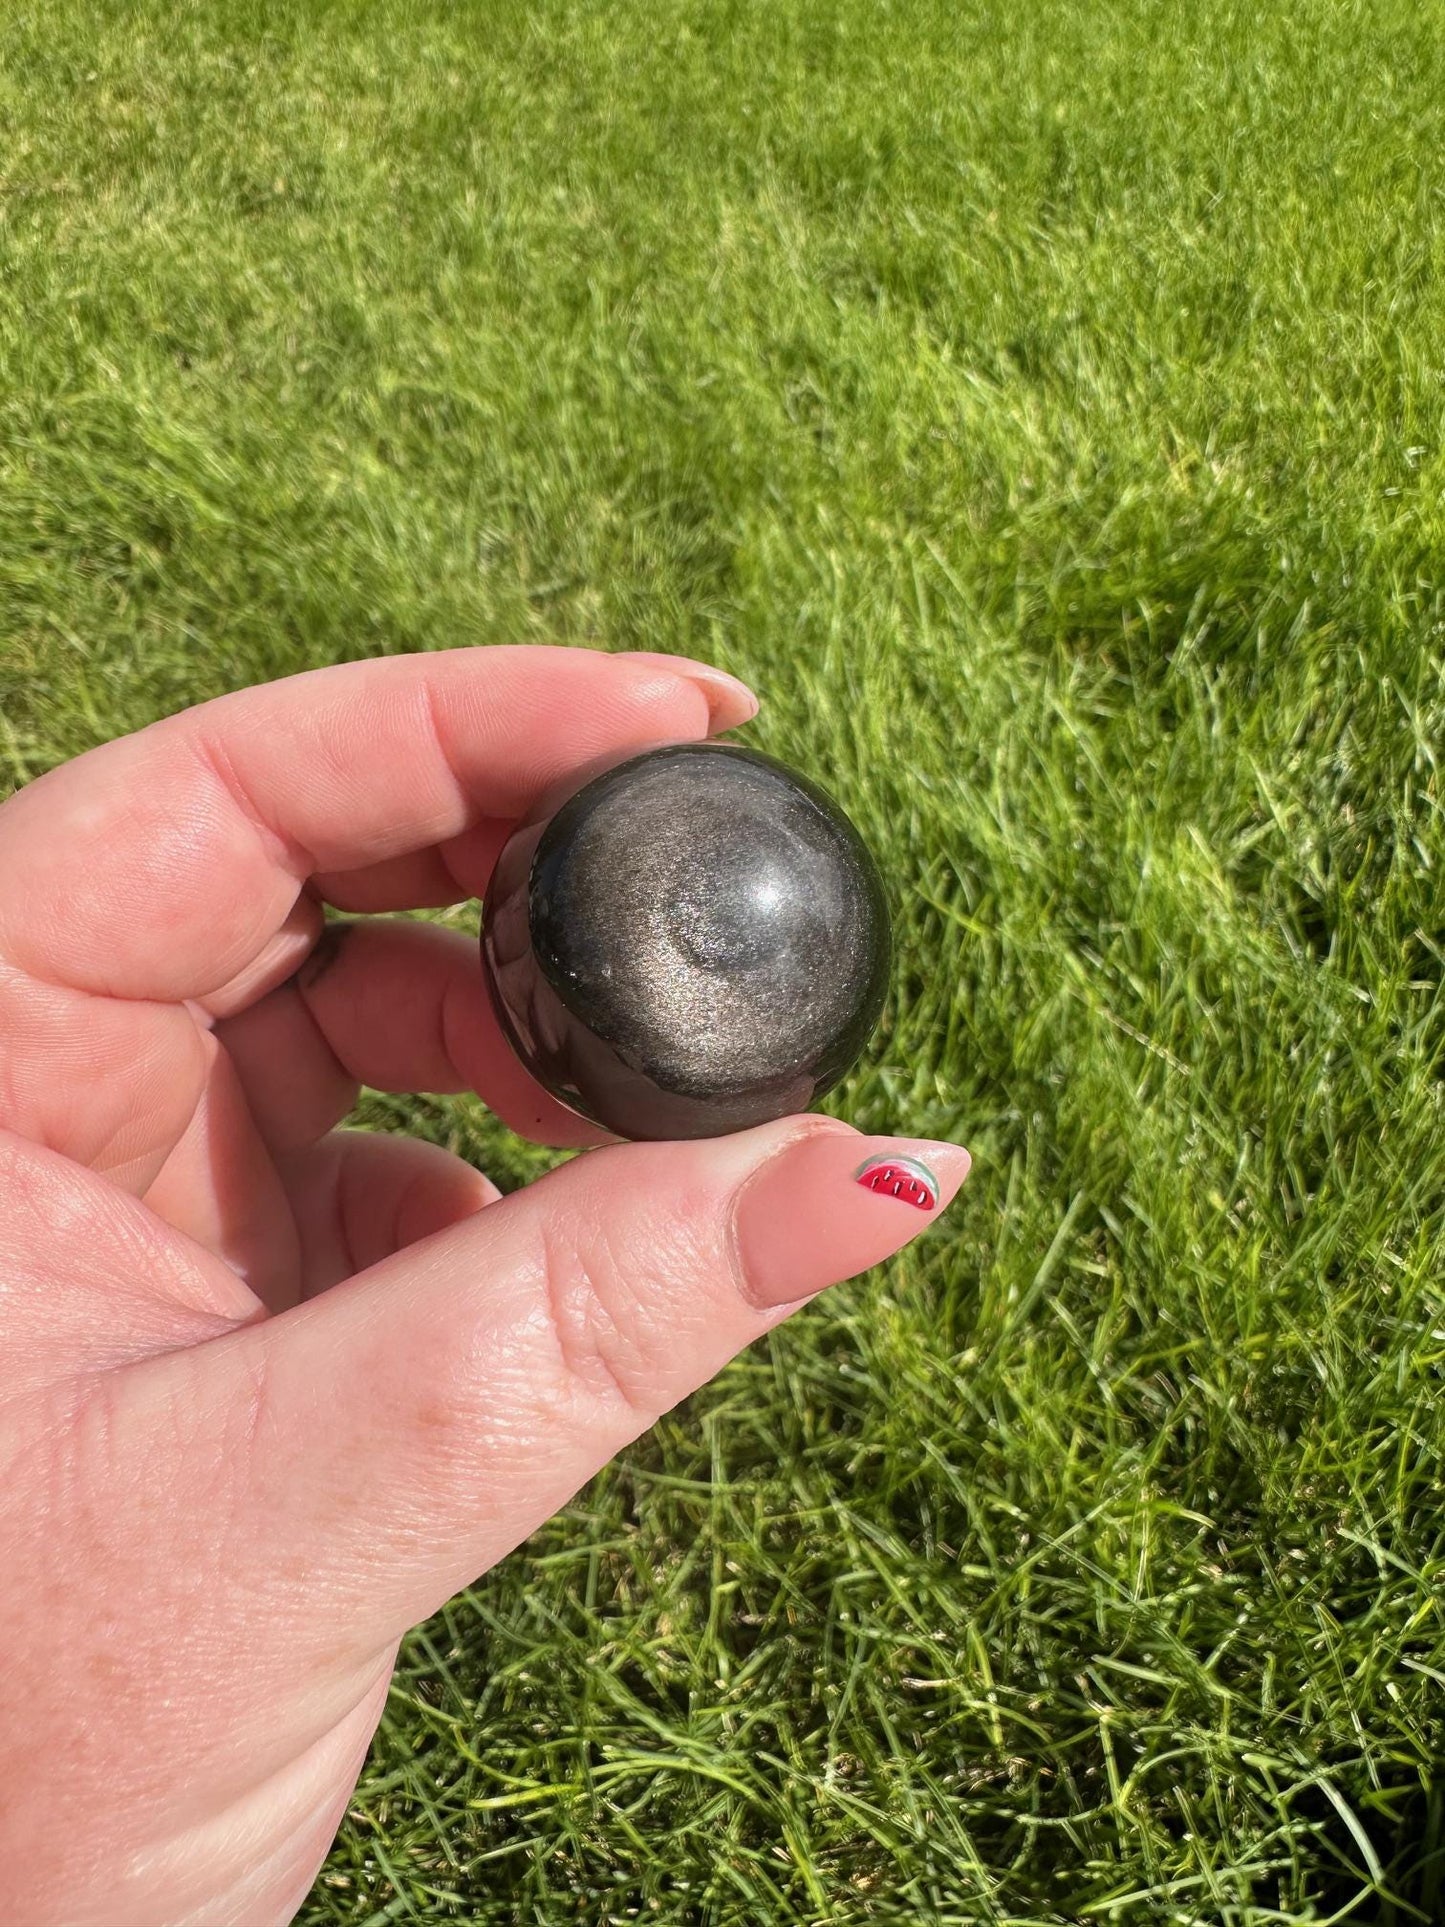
4,0,1445,1917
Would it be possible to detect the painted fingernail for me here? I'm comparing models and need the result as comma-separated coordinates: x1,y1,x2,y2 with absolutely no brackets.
615,651,760,728
854,1154,940,1209
733,1130,971,1309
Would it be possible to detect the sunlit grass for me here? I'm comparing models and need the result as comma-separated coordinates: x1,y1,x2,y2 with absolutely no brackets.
3,0,1444,1918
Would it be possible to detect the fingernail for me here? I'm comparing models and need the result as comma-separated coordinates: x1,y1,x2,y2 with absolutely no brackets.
733,1129,971,1309
615,651,760,729
293,919,354,993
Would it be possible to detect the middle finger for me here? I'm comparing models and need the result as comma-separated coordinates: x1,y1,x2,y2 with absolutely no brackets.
214,916,605,1153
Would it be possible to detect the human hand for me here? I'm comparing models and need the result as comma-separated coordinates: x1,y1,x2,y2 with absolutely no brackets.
0,646,970,1926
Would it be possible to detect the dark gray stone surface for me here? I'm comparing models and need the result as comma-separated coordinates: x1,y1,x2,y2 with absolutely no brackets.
482,742,891,1140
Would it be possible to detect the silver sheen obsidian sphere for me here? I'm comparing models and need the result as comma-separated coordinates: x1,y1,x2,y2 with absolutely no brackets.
481,742,891,1141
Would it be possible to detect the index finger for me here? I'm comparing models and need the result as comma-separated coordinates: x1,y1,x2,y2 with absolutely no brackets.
0,646,755,1004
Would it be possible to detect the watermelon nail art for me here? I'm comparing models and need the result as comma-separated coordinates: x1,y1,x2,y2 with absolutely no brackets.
854,1155,940,1211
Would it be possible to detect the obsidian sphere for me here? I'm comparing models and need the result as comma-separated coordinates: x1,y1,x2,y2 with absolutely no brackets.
481,742,891,1140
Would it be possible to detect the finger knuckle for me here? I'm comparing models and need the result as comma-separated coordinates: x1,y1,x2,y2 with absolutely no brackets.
536,1211,688,1422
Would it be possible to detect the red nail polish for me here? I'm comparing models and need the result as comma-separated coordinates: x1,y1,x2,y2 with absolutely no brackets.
854,1155,939,1211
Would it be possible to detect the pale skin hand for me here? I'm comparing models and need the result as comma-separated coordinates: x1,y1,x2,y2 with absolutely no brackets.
0,646,970,1927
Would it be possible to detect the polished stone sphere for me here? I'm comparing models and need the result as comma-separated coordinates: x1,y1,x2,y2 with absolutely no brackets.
481,741,891,1140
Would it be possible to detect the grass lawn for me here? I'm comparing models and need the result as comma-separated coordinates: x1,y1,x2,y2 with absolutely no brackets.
4,0,1445,1917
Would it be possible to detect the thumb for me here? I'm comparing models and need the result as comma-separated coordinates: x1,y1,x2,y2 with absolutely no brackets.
154,1117,970,1655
